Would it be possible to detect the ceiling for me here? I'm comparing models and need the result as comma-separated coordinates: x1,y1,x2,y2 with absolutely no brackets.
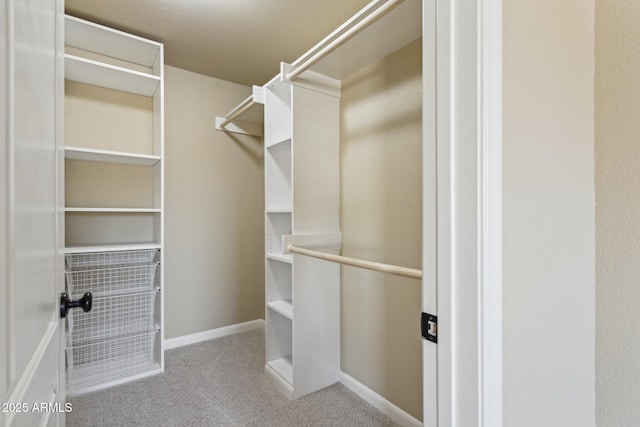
65,0,372,86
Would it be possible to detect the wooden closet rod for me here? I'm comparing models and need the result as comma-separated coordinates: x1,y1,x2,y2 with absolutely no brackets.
286,0,405,81
288,245,422,280
218,95,255,129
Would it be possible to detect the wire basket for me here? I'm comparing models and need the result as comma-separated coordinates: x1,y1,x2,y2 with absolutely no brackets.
68,291,158,346
65,249,159,270
67,330,159,391
66,263,158,298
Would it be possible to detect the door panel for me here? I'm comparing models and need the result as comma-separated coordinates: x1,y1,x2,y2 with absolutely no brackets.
2,0,65,426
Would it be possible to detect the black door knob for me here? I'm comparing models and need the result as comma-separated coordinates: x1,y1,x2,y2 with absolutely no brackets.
60,292,92,318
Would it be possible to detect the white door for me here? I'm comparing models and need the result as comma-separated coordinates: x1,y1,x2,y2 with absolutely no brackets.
1,0,66,426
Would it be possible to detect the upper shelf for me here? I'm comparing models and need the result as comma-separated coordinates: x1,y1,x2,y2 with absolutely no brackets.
65,15,162,70
65,54,161,97
215,85,264,137
65,146,160,166
284,0,421,82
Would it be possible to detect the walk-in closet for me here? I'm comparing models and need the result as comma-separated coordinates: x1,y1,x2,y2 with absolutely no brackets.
3,0,602,425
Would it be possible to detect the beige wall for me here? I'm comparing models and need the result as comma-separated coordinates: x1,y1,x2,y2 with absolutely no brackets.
164,66,264,338
595,1,640,424
503,0,595,425
65,81,153,154
340,39,422,420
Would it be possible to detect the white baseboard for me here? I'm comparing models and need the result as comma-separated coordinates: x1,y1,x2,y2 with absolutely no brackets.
164,319,265,350
339,371,423,427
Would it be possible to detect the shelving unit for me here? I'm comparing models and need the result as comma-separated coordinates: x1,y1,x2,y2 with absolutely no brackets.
259,0,423,401
263,66,342,399
63,15,164,395
185,0,425,407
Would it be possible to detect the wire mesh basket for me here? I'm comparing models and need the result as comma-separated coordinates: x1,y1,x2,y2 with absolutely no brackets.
66,263,158,298
67,330,159,391
64,248,162,392
65,249,159,270
67,291,158,346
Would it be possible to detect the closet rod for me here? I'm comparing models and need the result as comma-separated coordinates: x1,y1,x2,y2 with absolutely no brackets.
218,95,255,129
288,245,422,280
286,0,404,81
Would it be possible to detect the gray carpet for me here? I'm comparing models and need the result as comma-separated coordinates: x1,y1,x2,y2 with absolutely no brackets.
67,328,398,426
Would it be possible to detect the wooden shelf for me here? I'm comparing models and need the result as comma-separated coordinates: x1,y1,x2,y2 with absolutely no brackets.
267,300,293,320
65,15,161,68
268,357,293,385
65,207,161,213
65,146,160,166
64,243,161,254
65,54,160,97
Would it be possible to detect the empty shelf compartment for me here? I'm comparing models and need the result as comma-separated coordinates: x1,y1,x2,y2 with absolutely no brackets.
268,356,293,385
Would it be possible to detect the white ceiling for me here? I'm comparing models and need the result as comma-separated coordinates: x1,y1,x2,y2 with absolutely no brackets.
65,0,372,86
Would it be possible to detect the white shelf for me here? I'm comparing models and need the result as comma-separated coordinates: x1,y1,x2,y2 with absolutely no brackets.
268,357,293,385
267,300,293,320
267,254,293,264
266,208,292,214
65,243,161,254
266,137,292,149
64,15,165,396
65,15,161,68
65,146,160,166
292,0,421,81
65,54,161,97
65,207,161,213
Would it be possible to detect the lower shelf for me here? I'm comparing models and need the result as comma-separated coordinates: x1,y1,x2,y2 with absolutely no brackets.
267,356,293,385
67,330,160,392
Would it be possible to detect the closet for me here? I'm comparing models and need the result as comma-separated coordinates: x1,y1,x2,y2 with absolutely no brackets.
217,0,428,405
63,16,165,394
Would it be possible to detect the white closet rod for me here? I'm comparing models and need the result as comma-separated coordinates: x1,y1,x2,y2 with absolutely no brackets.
288,245,422,280
286,0,404,81
218,95,255,129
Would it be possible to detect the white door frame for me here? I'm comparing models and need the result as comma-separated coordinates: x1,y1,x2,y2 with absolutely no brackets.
477,0,503,425
429,0,503,425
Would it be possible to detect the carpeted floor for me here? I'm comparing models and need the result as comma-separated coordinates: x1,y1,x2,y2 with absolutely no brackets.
67,328,398,426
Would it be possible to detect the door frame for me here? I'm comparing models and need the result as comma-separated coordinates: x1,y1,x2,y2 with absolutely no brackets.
430,0,503,425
